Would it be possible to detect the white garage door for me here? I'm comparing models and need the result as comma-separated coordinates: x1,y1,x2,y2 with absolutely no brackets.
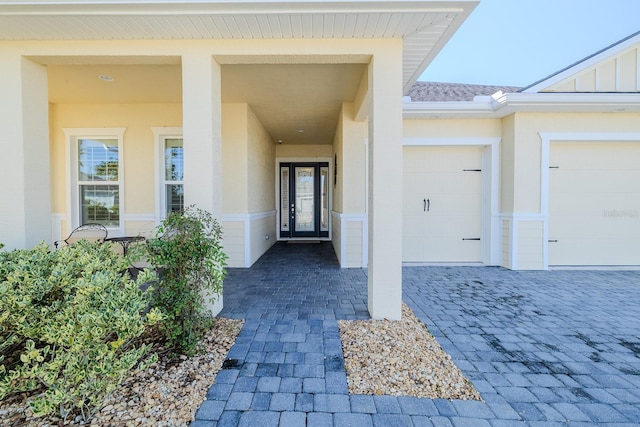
403,146,483,263
549,142,640,266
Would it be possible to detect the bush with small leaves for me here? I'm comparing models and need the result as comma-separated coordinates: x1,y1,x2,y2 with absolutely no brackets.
132,206,227,356
0,240,162,422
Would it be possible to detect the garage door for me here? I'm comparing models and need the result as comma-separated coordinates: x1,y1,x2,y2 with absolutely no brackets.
403,146,482,263
549,142,640,266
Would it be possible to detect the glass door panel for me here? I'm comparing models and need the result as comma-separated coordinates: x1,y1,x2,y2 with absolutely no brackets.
279,162,329,238
294,166,315,232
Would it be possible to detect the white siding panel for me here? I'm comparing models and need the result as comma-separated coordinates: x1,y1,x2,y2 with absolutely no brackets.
346,221,363,268
221,221,245,267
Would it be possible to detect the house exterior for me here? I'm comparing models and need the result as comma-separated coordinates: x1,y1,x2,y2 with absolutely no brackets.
1,1,639,319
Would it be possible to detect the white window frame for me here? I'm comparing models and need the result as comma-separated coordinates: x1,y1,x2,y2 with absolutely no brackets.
64,128,126,236
153,127,184,223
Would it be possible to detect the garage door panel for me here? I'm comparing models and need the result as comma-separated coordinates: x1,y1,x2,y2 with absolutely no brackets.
552,142,640,169
550,238,640,265
404,146,481,171
551,216,640,238
550,194,640,215
550,170,640,193
549,142,640,266
403,146,482,263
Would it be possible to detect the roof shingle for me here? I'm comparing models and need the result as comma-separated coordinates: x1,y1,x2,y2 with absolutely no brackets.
407,81,521,102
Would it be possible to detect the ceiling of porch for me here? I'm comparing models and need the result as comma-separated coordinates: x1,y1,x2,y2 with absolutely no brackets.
47,61,366,145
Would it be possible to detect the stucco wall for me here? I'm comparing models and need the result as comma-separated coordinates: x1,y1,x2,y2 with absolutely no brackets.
247,106,276,213
340,103,367,214
222,103,249,214
403,118,502,138
275,144,332,159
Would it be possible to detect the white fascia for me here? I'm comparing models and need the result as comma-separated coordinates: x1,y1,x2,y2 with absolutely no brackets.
403,92,640,119
0,0,477,14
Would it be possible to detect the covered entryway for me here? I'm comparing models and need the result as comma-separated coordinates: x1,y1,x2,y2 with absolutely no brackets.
279,162,330,239
403,146,483,263
549,141,640,266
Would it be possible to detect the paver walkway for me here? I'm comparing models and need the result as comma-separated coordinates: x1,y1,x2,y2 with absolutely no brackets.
193,242,640,426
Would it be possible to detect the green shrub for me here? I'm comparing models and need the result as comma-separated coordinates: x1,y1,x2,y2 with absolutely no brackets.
134,206,227,356
0,241,162,422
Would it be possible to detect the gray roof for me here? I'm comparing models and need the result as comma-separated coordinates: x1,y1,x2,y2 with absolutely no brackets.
407,81,521,102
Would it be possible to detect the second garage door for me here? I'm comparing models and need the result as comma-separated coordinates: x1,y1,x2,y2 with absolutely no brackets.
403,146,483,263
549,142,640,266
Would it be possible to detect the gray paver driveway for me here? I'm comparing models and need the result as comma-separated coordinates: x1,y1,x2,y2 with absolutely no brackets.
194,242,640,426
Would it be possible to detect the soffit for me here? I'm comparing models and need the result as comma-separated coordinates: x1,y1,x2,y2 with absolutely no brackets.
0,0,477,93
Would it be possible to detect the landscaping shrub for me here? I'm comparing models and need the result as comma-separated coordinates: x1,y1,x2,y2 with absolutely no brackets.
135,206,227,356
0,241,162,422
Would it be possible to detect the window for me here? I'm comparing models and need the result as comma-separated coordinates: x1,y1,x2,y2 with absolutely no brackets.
163,137,184,214
153,128,184,220
65,128,125,233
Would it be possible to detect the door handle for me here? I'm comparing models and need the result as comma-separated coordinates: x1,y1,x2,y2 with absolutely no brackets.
424,198,430,212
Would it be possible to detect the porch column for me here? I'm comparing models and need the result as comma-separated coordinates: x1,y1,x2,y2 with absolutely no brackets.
0,55,50,250
367,48,403,320
182,53,223,218
182,52,224,315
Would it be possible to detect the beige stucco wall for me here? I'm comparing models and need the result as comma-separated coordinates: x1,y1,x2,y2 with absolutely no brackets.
222,103,249,214
403,118,502,138
275,144,332,159
340,103,368,214
247,106,276,213
221,102,276,267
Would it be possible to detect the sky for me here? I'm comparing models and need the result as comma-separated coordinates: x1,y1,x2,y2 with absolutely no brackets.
419,0,640,87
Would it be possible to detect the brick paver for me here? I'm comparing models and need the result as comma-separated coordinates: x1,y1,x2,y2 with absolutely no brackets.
194,242,640,425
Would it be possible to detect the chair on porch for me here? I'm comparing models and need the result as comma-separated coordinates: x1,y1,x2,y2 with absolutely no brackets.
54,223,109,249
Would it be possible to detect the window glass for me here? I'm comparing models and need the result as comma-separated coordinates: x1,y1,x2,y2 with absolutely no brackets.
80,185,120,227
166,184,184,214
78,138,120,227
163,138,184,215
78,138,119,181
164,138,184,181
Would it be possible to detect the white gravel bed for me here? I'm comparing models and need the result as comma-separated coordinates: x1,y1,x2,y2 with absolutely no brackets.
338,304,482,400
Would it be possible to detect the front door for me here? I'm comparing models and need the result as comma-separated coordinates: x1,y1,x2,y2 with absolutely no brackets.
280,162,329,238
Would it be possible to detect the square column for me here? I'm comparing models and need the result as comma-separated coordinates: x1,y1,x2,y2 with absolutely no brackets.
0,55,50,250
367,49,403,320
181,53,224,315
182,53,223,219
